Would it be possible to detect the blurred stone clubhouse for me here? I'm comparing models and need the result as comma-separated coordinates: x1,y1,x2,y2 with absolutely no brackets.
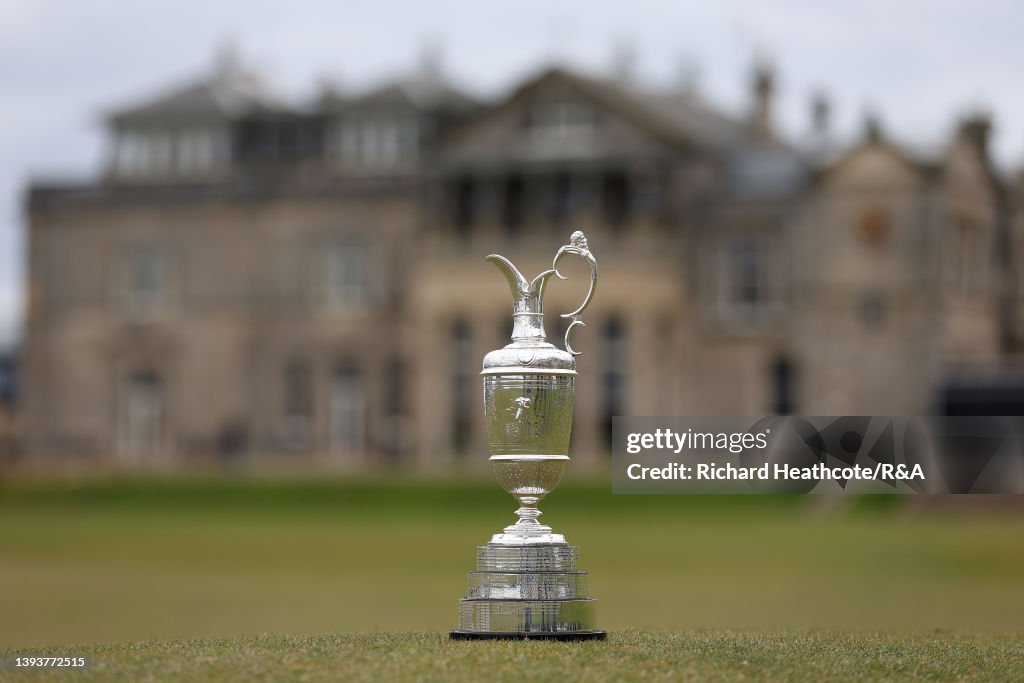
23,50,1024,469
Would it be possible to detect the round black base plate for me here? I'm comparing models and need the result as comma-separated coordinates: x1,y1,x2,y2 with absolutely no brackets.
449,630,606,641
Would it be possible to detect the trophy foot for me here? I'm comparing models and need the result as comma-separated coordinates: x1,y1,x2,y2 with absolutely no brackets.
490,498,566,545
453,545,603,636
450,630,607,641
489,530,567,545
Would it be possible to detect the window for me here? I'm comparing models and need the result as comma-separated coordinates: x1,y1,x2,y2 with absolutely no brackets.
119,370,163,460
502,175,524,235
400,117,419,162
340,122,360,162
335,116,416,168
385,357,406,416
325,239,368,307
282,359,312,449
148,131,173,175
454,177,475,234
550,172,572,227
122,245,167,315
114,130,143,176
176,128,217,174
770,355,795,415
719,236,780,322
601,317,626,448
602,171,630,231
527,100,597,145
0,355,15,407
955,220,984,294
732,240,762,308
360,122,380,164
329,364,366,456
381,356,406,461
858,292,886,328
113,126,225,179
451,319,473,455
375,122,400,165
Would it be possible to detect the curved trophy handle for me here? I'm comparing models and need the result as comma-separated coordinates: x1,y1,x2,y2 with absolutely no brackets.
551,231,598,356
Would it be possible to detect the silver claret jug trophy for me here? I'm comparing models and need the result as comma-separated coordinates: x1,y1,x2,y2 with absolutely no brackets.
450,231,606,640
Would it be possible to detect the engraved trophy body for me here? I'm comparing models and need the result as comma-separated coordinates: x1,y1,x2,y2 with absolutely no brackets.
450,231,606,640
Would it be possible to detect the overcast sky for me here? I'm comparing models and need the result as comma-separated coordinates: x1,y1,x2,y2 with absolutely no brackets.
3,0,1023,347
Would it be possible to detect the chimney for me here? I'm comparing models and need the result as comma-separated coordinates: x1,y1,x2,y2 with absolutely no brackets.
317,73,345,105
213,38,243,80
863,110,883,143
751,61,774,141
417,39,444,87
959,110,992,159
806,90,832,159
811,92,830,138
676,56,700,97
611,40,637,86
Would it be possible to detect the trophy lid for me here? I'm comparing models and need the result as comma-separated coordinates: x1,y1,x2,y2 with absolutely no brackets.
482,231,597,376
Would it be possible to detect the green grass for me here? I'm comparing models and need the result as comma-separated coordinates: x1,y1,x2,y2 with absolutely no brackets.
0,478,1022,666
3,631,1022,682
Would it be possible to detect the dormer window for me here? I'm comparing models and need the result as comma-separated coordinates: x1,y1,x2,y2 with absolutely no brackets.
526,99,597,146
111,126,227,180
334,115,418,169
176,128,217,173
113,130,144,175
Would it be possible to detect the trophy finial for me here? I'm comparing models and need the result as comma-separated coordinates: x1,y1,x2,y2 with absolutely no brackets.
569,230,588,249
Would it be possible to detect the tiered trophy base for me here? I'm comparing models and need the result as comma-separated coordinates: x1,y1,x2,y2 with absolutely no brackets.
450,544,606,641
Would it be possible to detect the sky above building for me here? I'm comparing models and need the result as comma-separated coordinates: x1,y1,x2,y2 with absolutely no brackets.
3,0,1024,346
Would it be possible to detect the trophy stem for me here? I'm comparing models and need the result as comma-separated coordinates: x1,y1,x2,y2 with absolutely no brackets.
516,499,541,520
490,493,565,545
512,496,547,531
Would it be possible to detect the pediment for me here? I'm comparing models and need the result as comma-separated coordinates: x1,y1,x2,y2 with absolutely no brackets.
819,142,927,192
441,68,690,168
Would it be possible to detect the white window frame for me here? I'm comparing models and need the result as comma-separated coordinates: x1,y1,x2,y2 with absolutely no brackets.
322,238,369,309
329,367,366,456
120,244,170,317
713,234,786,332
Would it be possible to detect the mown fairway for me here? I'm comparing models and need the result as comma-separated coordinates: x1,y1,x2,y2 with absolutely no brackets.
0,479,1022,654
4,632,1024,683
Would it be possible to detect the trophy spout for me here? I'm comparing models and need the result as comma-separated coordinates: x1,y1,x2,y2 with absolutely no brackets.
485,254,554,342
485,254,529,301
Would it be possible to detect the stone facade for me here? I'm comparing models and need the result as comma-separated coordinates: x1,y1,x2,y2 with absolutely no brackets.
21,57,1016,470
